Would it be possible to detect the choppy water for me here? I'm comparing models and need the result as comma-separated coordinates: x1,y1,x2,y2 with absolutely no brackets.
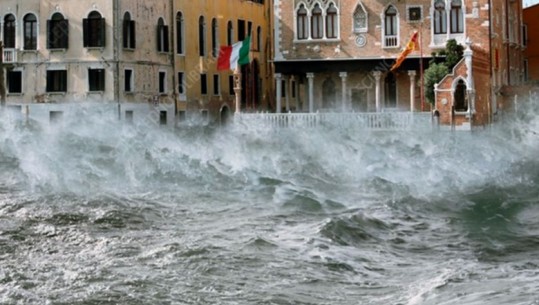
1,102,539,305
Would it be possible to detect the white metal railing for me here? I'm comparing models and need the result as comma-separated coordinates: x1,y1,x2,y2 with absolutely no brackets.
235,112,433,130
2,48,17,63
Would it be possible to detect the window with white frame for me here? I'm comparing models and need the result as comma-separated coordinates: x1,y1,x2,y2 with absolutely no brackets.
433,0,447,34
353,3,368,33
450,0,464,34
176,12,184,54
23,13,38,50
383,6,399,47
311,4,323,39
4,14,16,48
48,13,69,49
297,4,309,40
157,18,169,52
326,4,338,38
159,71,166,94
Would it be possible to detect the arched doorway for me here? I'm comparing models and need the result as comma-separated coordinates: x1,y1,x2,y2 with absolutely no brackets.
453,79,467,111
322,77,336,110
384,73,397,109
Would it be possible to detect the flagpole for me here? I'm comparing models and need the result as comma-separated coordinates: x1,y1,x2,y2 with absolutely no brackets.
234,65,242,114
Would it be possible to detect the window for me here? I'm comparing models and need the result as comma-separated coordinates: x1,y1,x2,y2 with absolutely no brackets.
201,74,208,95
46,70,67,92
125,110,133,123
7,71,22,93
454,79,467,111
176,12,184,54
256,26,262,51
178,72,185,95
157,18,169,52
199,16,206,56
297,4,308,40
213,74,220,95
123,12,136,49
238,20,246,41
4,14,16,48
229,75,234,95
48,13,69,49
522,24,528,47
407,6,422,22
89,69,105,92
212,18,218,57
353,4,368,33
24,14,38,50
227,21,233,45
434,0,447,34
124,69,133,92
326,4,338,39
311,4,323,39
159,71,166,94
83,11,106,48
159,111,167,125
450,0,464,34
384,6,398,47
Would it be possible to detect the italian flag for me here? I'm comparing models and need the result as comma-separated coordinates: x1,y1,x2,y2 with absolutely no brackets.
217,36,251,71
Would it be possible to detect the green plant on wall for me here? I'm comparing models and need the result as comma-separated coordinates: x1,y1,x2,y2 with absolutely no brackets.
424,39,464,104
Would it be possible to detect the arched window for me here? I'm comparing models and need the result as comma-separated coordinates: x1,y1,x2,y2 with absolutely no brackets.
211,18,218,57
157,18,169,52
227,21,233,45
326,3,338,39
83,11,106,47
311,4,323,39
24,14,38,50
297,4,308,40
199,16,206,56
123,12,136,49
384,6,398,47
48,13,69,49
434,0,447,34
450,0,464,33
353,3,368,33
454,79,467,111
176,12,184,54
3,14,16,48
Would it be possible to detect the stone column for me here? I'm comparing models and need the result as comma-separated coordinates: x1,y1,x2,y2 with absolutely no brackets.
373,71,382,112
408,70,417,112
306,73,315,113
284,75,290,112
464,38,475,114
275,73,282,113
339,72,348,112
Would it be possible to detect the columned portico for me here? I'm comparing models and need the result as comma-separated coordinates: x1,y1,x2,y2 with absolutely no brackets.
408,70,417,112
306,73,314,113
373,71,382,112
275,73,282,113
339,72,348,112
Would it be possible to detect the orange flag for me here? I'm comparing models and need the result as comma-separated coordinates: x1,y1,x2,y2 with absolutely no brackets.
390,31,419,72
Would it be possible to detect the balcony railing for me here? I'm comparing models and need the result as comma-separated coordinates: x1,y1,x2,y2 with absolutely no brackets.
2,48,17,63
384,35,398,48
235,112,433,130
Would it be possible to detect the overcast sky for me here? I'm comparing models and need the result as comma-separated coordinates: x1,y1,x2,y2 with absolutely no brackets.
524,0,539,7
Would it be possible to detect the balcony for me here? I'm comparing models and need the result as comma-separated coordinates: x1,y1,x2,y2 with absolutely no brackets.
384,35,398,48
2,48,17,63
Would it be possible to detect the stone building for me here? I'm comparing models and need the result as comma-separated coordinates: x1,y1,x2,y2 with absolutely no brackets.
273,0,526,129
523,3,538,83
0,0,272,125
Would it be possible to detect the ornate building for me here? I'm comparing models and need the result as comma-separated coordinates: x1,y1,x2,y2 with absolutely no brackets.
273,0,526,129
0,0,272,125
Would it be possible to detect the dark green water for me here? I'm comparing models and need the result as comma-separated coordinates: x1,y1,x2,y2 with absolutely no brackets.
1,104,538,304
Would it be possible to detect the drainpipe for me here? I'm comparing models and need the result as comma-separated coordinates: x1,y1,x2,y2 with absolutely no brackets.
0,42,5,108
113,0,121,119
170,0,177,123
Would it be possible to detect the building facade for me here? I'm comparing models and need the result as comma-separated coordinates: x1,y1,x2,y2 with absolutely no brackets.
0,0,272,125
523,3,538,83
273,0,526,129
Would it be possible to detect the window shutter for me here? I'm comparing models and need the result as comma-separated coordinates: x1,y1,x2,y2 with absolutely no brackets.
83,18,89,47
61,20,69,49
99,18,106,47
130,20,136,48
157,25,162,51
123,19,129,48
47,20,52,49
163,26,169,52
